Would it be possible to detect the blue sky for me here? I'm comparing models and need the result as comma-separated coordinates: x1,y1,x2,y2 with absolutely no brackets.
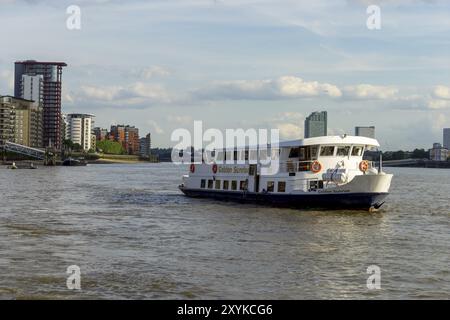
0,0,449,149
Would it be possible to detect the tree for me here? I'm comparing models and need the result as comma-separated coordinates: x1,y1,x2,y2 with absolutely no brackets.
72,143,83,152
96,140,126,155
63,139,74,150
411,148,428,159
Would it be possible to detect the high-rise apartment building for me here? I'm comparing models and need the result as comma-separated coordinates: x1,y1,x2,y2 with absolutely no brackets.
66,113,94,151
14,60,67,149
304,111,327,138
444,128,450,150
139,133,152,158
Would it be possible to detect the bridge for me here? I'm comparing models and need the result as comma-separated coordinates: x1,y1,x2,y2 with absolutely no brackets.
0,141,46,160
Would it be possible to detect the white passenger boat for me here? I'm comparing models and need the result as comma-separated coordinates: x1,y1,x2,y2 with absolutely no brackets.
179,135,393,210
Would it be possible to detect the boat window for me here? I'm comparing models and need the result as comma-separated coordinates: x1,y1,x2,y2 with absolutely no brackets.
233,150,238,161
336,146,351,157
200,179,206,188
320,146,335,156
215,180,221,189
289,147,299,158
216,152,224,162
208,180,213,189
223,180,229,190
309,146,319,160
299,147,306,160
225,151,233,163
278,181,286,192
351,146,364,156
267,181,274,192
244,150,249,161
249,149,258,163
239,180,247,191
231,180,237,190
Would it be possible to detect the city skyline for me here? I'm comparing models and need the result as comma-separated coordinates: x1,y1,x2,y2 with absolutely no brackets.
1,0,449,149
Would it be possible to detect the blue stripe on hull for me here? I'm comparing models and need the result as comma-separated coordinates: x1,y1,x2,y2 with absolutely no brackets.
179,187,389,210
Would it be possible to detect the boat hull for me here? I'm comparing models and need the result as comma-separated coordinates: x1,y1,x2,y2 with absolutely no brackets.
179,187,388,210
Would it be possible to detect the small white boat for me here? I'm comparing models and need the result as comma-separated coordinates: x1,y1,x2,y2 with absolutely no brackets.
179,135,393,210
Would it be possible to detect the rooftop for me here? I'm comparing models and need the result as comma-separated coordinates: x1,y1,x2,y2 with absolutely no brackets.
15,60,67,67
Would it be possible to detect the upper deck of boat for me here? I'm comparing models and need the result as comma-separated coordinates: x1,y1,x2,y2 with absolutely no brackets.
216,135,380,151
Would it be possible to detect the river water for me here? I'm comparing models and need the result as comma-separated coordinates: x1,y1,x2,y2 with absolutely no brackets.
0,164,449,299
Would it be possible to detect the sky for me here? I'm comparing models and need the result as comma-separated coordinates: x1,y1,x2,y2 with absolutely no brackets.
0,0,449,149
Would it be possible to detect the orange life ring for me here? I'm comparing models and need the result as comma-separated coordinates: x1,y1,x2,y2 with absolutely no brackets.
359,160,369,172
311,160,322,173
212,164,218,174
190,164,195,173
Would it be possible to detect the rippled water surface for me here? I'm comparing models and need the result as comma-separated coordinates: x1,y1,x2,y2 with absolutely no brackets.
0,164,449,299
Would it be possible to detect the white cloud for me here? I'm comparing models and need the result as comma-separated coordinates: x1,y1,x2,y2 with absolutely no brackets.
432,85,450,100
79,82,172,106
342,84,398,100
147,120,164,134
276,123,303,139
130,66,170,80
427,99,450,110
195,76,342,100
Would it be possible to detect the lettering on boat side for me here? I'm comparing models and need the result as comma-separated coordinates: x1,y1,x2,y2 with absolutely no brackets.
318,189,351,193
217,166,249,174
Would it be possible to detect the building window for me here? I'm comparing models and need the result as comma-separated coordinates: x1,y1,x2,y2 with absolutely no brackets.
200,179,206,188
231,180,237,190
215,180,221,189
267,181,274,192
320,146,335,156
223,180,229,190
278,181,286,192
208,180,213,189
240,180,247,191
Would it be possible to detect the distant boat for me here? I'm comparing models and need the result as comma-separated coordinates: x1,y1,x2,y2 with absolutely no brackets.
62,157,87,167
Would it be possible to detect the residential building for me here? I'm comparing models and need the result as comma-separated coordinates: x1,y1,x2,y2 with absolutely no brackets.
429,143,448,161
93,127,108,141
0,96,14,144
0,95,43,148
355,126,375,139
14,60,67,149
304,111,327,138
444,128,450,150
91,134,96,152
110,125,140,155
139,133,152,158
66,113,94,151
61,114,69,142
